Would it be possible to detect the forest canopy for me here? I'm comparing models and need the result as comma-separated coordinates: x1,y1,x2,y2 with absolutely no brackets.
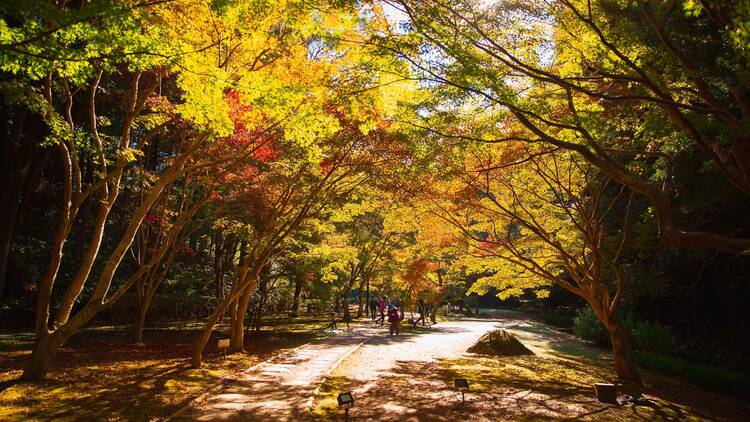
1,0,749,393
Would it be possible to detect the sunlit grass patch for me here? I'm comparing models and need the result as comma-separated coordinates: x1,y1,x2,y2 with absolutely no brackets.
312,375,350,418
0,316,326,421
438,354,611,396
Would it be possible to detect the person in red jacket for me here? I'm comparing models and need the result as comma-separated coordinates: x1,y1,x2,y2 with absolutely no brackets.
388,306,403,336
376,297,386,326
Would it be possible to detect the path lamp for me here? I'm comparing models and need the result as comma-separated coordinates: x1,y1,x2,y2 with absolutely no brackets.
454,378,469,405
337,391,354,421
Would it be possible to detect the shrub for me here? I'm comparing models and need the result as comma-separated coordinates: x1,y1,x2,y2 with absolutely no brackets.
542,310,575,328
636,352,750,395
573,307,610,346
631,320,680,355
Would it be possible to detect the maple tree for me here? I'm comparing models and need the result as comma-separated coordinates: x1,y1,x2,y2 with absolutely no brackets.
0,0,399,379
430,141,642,386
377,0,750,254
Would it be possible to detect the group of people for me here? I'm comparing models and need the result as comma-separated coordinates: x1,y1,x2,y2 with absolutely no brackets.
369,295,404,336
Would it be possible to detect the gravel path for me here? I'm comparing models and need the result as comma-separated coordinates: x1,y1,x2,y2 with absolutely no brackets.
172,326,377,421
169,315,750,421
332,320,500,384
175,320,499,421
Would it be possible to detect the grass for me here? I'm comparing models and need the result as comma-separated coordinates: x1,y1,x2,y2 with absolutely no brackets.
0,313,332,421
507,306,750,399
636,352,750,396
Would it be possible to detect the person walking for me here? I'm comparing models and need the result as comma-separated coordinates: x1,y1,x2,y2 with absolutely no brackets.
376,297,386,326
388,305,403,336
330,310,337,330
342,310,352,330
369,298,378,321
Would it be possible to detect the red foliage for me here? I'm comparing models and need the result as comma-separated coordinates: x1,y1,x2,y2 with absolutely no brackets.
476,237,504,256
319,158,334,174
211,90,278,165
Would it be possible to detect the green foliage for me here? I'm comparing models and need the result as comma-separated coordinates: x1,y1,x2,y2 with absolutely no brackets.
636,352,750,396
573,307,681,356
631,320,680,356
541,310,575,329
573,307,610,346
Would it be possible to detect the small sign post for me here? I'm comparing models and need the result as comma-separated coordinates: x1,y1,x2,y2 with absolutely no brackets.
217,338,230,358
454,378,469,406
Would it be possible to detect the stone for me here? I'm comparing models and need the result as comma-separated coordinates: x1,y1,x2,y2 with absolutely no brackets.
466,329,534,356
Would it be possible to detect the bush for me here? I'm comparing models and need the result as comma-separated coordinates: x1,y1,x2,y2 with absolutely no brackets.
631,320,680,355
573,307,610,346
542,310,575,328
636,352,750,395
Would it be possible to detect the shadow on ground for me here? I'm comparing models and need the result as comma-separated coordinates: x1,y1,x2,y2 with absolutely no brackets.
313,315,750,422
0,327,322,421
315,354,750,421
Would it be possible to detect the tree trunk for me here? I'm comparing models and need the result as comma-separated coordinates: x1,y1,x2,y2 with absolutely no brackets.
213,235,224,299
192,296,236,368
230,272,257,352
417,299,426,326
355,278,365,318
290,273,303,317
228,296,241,351
21,332,62,380
342,297,350,321
608,323,643,390
132,294,151,344
365,278,370,317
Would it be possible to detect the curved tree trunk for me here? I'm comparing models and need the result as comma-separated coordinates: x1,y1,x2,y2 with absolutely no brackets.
589,300,642,391
230,272,257,352
192,255,253,368
192,295,237,368
608,323,642,390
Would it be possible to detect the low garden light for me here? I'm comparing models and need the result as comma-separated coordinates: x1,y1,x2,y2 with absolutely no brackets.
337,391,354,421
454,378,469,405
594,383,617,404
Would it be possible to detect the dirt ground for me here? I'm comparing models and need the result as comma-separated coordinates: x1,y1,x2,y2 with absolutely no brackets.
313,315,750,421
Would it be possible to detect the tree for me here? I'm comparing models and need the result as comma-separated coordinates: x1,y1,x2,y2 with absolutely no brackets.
190,109,392,366
129,179,210,344
432,142,642,387
1,0,361,380
376,0,750,253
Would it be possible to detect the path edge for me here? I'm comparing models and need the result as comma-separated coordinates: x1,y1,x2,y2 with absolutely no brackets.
161,334,326,422
304,333,374,414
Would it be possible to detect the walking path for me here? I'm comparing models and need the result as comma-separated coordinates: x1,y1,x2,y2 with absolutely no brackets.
174,320,498,421
171,324,379,421
171,314,750,421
